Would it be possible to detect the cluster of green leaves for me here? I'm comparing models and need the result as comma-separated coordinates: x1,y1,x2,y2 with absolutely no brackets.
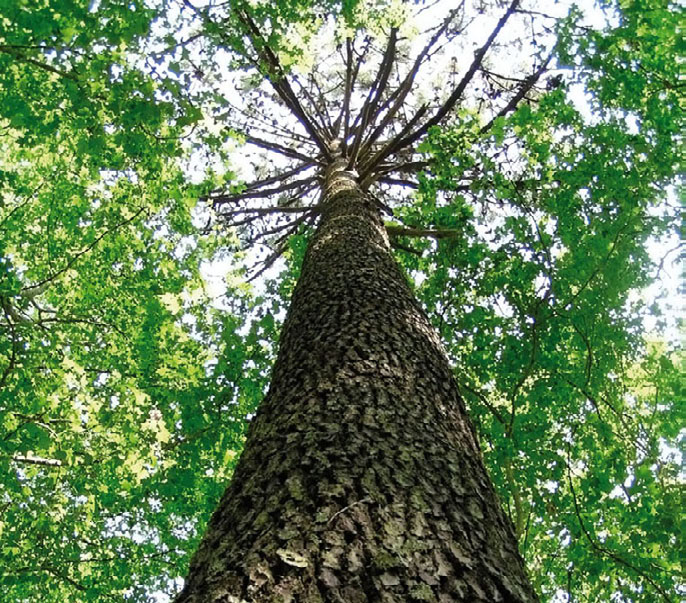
0,1,275,600
392,4,684,600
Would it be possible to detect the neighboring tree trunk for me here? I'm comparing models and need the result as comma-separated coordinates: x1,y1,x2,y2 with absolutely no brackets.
176,160,537,602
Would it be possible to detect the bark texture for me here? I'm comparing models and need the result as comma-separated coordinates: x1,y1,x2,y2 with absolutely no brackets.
176,163,537,602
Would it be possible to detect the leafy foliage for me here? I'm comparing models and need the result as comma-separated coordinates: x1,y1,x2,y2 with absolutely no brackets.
0,0,683,601
0,2,273,598
399,6,684,599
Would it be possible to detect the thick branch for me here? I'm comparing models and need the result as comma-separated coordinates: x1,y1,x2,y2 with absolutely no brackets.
390,240,422,255
361,4,465,153
459,380,506,425
0,304,18,390
237,10,331,159
386,225,461,239
11,454,62,467
347,28,398,168
0,46,78,81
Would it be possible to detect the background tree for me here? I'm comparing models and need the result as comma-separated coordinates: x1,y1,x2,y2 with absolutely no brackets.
0,0,683,601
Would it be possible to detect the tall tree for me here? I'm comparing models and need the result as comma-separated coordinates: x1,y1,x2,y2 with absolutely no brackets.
171,0,683,600
177,159,537,600
0,0,682,601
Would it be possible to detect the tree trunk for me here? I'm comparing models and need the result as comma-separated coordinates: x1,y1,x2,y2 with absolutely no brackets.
175,161,537,602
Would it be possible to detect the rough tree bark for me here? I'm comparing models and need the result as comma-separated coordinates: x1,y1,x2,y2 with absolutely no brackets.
175,160,537,602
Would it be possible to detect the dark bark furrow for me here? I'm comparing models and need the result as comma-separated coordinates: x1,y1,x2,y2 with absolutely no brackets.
176,165,536,602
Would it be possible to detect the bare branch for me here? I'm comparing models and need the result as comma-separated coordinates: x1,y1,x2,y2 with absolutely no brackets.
377,177,419,189
219,206,316,219
480,51,553,134
310,71,338,134
237,10,332,158
341,37,366,154
361,3,466,152
245,135,320,163
347,28,398,168
367,0,521,168
292,73,335,137
226,162,315,195
334,38,354,140
210,176,318,205
359,104,429,184
246,211,311,245
247,213,317,282
385,160,431,174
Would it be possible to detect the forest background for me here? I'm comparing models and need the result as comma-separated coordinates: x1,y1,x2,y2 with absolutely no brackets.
0,0,683,600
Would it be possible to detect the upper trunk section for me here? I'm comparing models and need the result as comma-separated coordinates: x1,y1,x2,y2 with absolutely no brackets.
175,161,537,602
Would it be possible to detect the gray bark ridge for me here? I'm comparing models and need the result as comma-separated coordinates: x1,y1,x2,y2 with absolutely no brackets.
176,161,537,602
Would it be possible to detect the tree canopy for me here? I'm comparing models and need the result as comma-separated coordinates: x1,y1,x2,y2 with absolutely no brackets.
0,0,683,601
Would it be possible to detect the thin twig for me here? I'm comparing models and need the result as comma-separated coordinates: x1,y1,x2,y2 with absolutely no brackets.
327,497,372,525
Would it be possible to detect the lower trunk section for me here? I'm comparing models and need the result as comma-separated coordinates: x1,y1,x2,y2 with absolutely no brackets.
175,173,536,602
